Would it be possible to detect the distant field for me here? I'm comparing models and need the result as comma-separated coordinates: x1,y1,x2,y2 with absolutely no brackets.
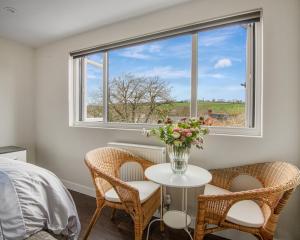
164,101,245,116
198,101,245,115
87,101,245,126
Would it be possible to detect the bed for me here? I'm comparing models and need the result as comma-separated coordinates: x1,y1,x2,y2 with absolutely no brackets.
0,157,80,240
26,231,65,240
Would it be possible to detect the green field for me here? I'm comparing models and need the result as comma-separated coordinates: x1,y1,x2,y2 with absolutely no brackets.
198,101,245,115
87,101,245,126
161,101,245,116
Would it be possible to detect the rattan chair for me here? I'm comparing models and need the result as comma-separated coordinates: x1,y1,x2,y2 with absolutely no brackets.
83,147,161,240
194,161,300,240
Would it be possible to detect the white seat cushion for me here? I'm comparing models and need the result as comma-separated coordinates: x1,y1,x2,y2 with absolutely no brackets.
204,184,265,228
105,181,160,204
204,183,231,195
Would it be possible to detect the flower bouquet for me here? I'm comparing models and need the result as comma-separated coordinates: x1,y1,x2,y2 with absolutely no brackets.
147,117,209,174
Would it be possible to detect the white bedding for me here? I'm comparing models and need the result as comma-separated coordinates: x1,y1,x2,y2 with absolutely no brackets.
0,158,80,240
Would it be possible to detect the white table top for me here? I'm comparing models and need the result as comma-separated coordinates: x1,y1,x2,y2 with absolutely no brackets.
145,163,212,188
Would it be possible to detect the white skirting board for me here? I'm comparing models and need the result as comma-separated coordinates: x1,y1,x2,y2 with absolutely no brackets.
61,179,96,198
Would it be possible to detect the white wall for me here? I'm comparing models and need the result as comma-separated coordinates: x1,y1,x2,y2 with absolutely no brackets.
35,0,300,239
0,37,36,162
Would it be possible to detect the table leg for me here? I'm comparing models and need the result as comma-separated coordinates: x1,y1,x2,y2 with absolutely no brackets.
160,186,164,231
146,185,164,240
183,188,193,240
184,228,194,240
146,218,161,240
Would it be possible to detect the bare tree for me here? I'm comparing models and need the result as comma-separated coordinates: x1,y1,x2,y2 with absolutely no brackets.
143,76,172,122
108,73,173,123
87,89,102,118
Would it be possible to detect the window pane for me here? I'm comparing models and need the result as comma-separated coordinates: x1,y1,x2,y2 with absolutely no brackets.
85,53,103,120
108,35,192,124
198,24,247,127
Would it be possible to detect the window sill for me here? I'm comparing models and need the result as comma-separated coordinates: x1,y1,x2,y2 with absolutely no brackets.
71,121,262,137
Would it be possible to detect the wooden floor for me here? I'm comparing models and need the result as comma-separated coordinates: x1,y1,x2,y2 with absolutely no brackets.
70,190,228,240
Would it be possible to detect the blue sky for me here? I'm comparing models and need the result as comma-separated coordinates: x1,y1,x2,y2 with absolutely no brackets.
87,24,247,103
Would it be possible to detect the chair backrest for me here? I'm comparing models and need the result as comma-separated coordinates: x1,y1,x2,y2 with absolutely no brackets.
85,147,146,199
236,162,300,190
231,161,300,218
261,162,300,189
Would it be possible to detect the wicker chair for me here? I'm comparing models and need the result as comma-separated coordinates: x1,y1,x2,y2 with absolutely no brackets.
194,161,300,240
83,147,161,240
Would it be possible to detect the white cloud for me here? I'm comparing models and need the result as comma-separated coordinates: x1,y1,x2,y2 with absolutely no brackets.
137,66,190,79
201,35,229,47
166,43,191,59
119,45,151,60
117,41,191,60
117,43,163,60
148,44,162,53
87,74,98,79
199,85,245,101
214,58,232,68
200,26,239,47
204,85,244,92
200,73,225,79
224,85,244,91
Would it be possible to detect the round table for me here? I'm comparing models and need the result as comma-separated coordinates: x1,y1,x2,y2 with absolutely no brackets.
145,163,212,240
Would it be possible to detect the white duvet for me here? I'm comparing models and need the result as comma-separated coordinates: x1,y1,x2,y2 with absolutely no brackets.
0,158,80,240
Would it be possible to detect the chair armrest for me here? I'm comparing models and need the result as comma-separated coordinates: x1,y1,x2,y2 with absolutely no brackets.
112,177,143,219
209,168,239,190
196,187,282,224
199,187,280,201
89,162,143,218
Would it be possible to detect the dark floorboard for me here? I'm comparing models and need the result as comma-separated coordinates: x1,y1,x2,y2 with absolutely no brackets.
70,190,228,240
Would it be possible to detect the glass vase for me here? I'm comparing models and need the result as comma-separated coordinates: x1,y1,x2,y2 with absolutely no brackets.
167,145,190,174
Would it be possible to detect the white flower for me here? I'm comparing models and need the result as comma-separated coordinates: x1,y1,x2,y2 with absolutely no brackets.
172,132,181,139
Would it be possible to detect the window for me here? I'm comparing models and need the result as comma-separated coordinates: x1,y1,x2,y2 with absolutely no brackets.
198,24,248,127
70,11,262,136
108,35,192,124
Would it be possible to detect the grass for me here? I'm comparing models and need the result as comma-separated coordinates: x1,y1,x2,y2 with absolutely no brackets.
197,101,245,116
161,101,245,116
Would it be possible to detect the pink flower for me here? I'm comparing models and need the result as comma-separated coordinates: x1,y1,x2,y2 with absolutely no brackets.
186,132,192,137
173,127,180,132
183,129,191,135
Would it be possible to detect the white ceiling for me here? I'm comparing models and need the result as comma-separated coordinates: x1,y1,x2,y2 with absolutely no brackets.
0,0,191,47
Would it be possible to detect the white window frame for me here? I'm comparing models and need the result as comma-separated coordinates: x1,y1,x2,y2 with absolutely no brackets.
69,10,263,137
81,58,104,122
